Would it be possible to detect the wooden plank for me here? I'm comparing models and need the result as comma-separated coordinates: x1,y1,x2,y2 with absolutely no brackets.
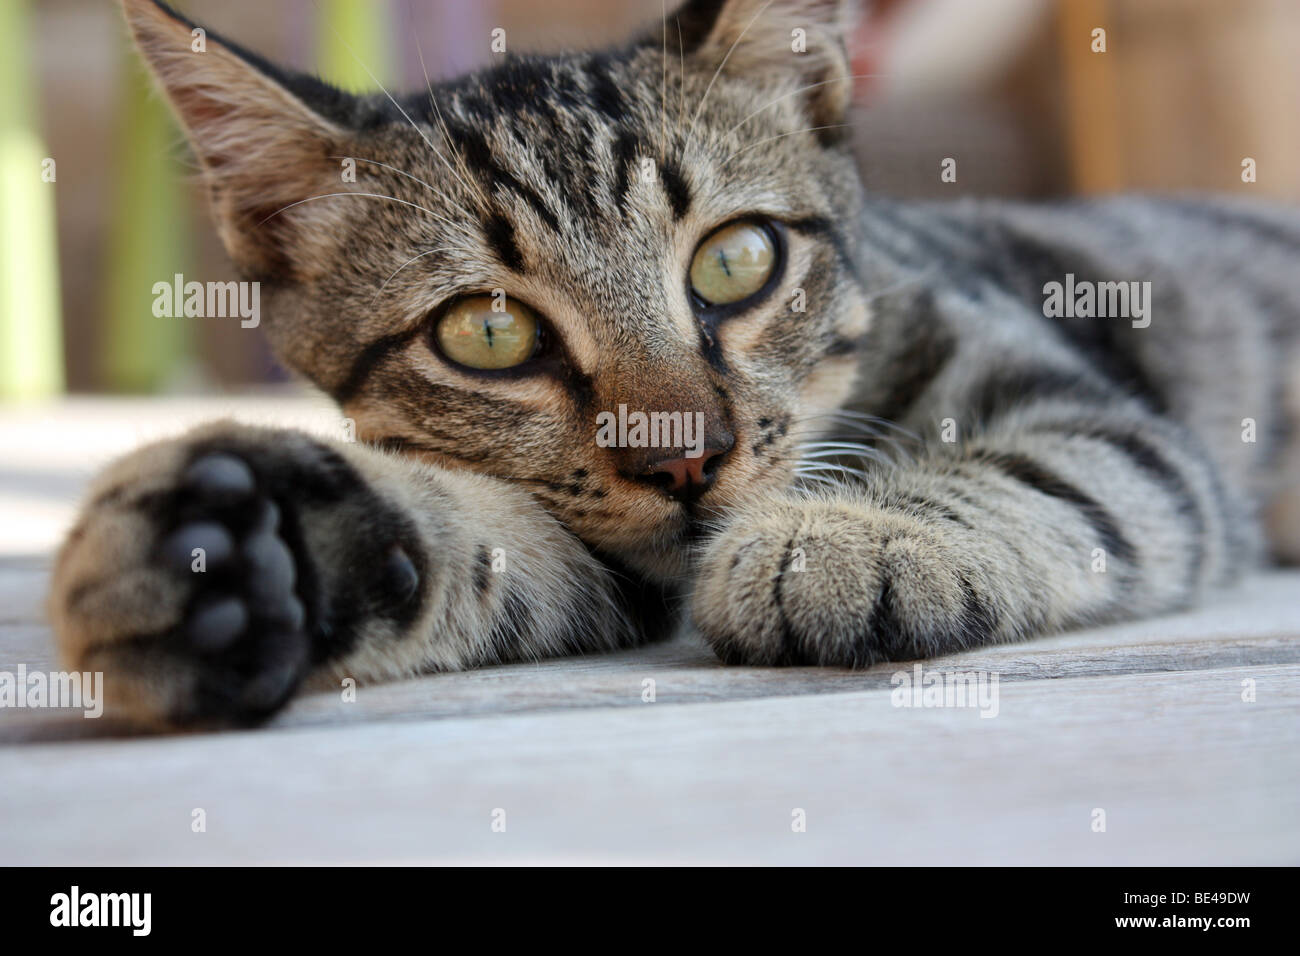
1,665,1295,865
3,567,1299,742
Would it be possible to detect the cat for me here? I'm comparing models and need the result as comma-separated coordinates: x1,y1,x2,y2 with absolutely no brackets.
48,0,1300,727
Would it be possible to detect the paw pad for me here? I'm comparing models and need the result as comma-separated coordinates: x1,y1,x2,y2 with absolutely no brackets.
384,545,420,606
161,450,313,721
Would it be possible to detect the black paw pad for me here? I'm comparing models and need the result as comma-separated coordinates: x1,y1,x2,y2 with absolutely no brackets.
244,530,296,610
235,630,310,714
185,453,256,499
185,595,248,654
384,545,420,606
162,521,235,572
162,449,314,724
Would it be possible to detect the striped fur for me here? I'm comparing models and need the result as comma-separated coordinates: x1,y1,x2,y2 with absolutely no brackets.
47,0,1300,725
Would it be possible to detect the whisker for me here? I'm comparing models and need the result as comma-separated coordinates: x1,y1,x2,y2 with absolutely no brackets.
685,0,778,154
661,0,668,158
677,16,686,126
257,192,458,227
371,247,443,304
323,19,480,216
793,438,905,469
788,415,894,439
716,124,852,168
793,462,876,482
328,155,472,228
792,471,841,487
794,461,873,478
720,73,888,140
800,442,911,468
798,440,894,453
411,28,492,211
796,408,922,440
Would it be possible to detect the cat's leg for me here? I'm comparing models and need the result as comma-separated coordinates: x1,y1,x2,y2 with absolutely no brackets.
692,378,1248,666
49,421,636,727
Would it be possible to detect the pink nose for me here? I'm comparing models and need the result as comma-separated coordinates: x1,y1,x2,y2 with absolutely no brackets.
640,446,730,502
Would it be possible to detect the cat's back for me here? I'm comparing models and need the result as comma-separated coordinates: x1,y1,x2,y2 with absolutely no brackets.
885,192,1300,557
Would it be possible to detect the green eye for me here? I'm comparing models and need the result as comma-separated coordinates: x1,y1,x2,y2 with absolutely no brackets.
435,295,541,370
689,220,776,307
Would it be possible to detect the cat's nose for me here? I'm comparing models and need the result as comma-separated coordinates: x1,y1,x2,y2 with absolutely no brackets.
636,442,732,503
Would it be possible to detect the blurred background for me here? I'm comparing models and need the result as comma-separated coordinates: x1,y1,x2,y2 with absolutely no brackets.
2,0,1299,400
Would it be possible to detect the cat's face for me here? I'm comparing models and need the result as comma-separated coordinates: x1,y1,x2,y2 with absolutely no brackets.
127,0,867,577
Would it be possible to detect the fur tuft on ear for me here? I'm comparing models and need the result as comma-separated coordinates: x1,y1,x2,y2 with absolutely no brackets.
122,0,359,278
676,0,858,128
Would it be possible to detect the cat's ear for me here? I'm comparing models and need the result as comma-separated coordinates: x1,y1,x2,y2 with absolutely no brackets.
675,0,857,127
122,0,360,278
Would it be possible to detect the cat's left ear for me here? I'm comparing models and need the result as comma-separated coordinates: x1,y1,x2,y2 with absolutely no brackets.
674,0,858,127
123,0,362,279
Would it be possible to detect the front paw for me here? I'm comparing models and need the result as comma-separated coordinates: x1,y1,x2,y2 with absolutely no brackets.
48,423,425,728
691,498,999,667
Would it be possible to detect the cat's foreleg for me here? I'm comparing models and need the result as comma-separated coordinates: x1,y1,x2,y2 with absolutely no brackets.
692,394,1244,665
48,421,634,726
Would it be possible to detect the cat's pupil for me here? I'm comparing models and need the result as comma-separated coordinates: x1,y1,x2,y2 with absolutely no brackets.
434,295,540,371
690,220,776,307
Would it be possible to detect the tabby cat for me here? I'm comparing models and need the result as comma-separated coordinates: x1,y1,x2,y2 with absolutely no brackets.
50,0,1300,726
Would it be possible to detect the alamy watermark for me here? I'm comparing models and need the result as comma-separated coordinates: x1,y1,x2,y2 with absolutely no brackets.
1043,273,1151,329
891,663,999,718
0,665,103,718
595,404,706,458
50,886,150,936
152,274,260,328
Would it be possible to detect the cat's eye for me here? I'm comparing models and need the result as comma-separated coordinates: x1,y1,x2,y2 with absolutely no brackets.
434,295,542,371
689,220,777,307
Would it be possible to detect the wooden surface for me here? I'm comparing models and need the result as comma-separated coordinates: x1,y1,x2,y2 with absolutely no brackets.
1,397,1298,864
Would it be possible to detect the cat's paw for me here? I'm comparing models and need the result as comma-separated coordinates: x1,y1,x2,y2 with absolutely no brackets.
691,498,1000,667
49,423,426,728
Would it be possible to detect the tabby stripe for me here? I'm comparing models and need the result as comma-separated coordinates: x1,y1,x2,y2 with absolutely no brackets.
584,55,626,122
861,200,982,283
449,122,563,233
864,574,908,662
868,295,957,426
485,585,534,663
970,365,1114,427
771,535,804,664
788,216,864,289
659,159,692,220
1031,422,1208,583
982,220,1170,407
484,213,525,272
972,449,1138,565
894,493,972,528
332,325,423,404
611,130,639,211
955,572,999,646
1166,200,1300,253
474,545,493,599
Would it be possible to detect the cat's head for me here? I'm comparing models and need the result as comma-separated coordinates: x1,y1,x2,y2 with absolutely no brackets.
125,0,868,578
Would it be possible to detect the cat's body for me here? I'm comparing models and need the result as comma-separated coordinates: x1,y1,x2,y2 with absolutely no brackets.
49,0,1300,725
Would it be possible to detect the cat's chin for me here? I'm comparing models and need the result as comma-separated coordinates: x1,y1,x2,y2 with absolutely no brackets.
588,514,705,582
618,544,695,582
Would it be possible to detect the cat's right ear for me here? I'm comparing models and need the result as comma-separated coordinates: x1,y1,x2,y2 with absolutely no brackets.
122,0,360,279
673,0,858,128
